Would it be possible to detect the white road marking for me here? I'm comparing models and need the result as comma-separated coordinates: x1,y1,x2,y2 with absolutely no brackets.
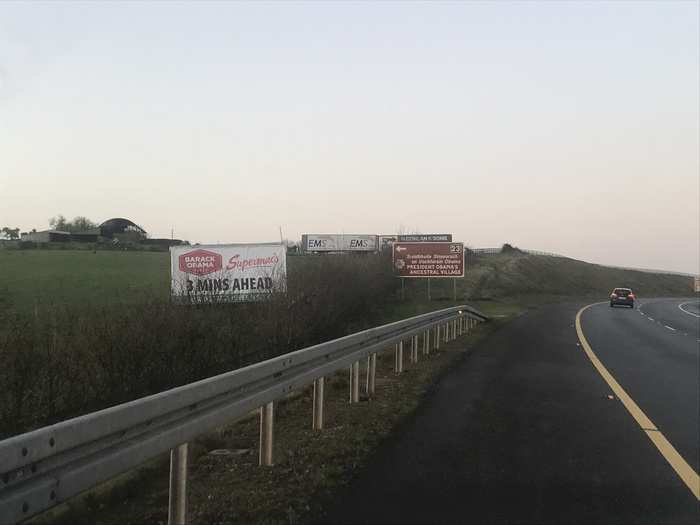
648,317,654,321
665,325,676,331
678,302,700,318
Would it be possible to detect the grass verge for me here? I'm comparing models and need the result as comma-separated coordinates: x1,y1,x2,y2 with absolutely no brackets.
31,307,516,525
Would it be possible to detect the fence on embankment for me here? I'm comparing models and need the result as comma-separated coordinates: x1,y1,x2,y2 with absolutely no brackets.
0,305,488,525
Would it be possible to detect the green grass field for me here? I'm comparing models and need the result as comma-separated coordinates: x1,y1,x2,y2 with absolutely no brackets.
0,249,171,313
1,248,693,315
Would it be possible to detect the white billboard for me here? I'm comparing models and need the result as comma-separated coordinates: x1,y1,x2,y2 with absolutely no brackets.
302,234,378,252
170,243,286,303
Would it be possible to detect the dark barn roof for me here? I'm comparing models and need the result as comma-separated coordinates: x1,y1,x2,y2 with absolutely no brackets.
99,218,147,238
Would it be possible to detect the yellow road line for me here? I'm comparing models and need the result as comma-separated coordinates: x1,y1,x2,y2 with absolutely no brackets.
576,303,700,500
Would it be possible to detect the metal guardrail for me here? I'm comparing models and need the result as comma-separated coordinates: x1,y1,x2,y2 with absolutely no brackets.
0,305,487,524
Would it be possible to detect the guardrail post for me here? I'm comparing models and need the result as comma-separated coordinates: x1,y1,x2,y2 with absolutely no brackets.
367,353,376,396
259,402,274,466
312,377,324,430
412,335,418,363
395,341,404,373
436,325,440,349
168,443,188,525
349,361,360,403
424,329,429,355
444,323,449,343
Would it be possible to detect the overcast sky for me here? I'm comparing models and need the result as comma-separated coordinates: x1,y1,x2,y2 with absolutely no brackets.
1,1,698,273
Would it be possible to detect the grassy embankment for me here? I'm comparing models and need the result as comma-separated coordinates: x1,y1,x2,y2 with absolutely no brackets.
1,249,692,316
463,252,693,299
2,248,693,524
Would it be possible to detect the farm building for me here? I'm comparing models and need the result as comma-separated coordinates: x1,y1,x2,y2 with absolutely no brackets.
99,218,148,240
70,231,100,243
20,230,100,244
18,218,182,248
21,230,71,243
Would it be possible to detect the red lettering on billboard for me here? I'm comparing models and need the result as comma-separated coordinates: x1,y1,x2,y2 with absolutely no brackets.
225,253,280,272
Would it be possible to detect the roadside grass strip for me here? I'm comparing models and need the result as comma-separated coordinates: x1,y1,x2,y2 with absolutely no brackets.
576,304,700,500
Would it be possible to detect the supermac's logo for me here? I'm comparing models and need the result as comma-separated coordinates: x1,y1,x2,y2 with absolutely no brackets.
226,253,279,271
179,249,223,276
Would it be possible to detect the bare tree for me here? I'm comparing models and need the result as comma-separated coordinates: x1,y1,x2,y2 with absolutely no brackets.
49,215,97,233
49,215,68,231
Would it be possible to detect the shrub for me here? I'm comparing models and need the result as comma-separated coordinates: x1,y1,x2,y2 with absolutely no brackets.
0,255,397,437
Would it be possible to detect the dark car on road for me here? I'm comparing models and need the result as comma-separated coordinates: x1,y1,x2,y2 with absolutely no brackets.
610,288,635,308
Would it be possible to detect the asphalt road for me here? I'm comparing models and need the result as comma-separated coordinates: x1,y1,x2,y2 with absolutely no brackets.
584,298,699,476
638,298,700,337
322,299,699,524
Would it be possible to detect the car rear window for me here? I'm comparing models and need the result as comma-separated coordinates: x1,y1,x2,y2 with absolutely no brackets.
614,289,631,295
